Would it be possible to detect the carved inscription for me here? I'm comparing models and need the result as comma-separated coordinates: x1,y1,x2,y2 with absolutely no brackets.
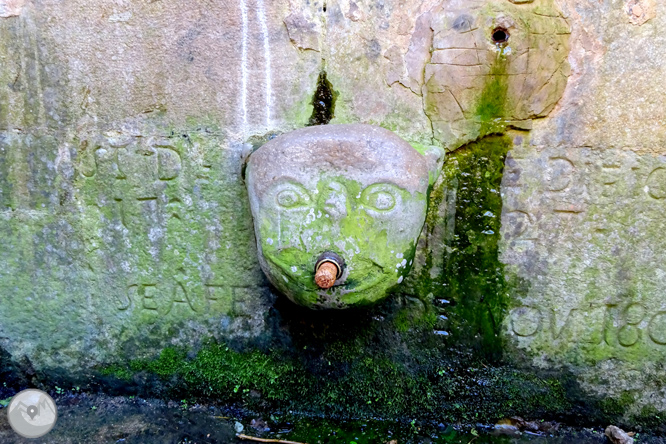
77,136,185,229
77,140,98,178
544,157,574,192
501,148,666,365
87,139,182,181
502,149,666,244
510,306,541,337
646,167,666,199
122,280,204,315
648,312,666,345
504,210,537,241
119,278,264,322
72,133,265,328
509,303,666,349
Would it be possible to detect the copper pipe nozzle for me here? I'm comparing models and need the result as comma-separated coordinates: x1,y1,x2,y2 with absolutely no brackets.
315,262,338,289
314,251,345,289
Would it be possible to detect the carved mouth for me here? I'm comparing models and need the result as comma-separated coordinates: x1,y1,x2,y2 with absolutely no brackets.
264,253,387,294
262,253,316,290
338,258,385,293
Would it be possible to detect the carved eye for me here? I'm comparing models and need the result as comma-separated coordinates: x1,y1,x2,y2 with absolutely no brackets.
452,14,473,32
274,183,311,209
368,191,395,211
360,184,400,212
277,190,300,207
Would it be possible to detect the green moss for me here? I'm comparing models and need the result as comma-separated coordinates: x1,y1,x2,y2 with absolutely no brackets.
434,135,512,360
393,303,438,333
635,405,666,429
476,56,508,123
473,54,510,142
98,328,573,424
99,364,134,381
255,173,426,308
598,391,636,420
592,391,666,428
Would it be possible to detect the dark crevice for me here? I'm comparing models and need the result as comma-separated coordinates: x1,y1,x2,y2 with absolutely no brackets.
307,71,338,126
492,27,509,44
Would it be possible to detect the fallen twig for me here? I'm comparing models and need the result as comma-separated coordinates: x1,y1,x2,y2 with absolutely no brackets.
237,434,308,444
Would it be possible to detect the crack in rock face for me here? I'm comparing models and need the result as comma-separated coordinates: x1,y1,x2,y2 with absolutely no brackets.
420,0,571,149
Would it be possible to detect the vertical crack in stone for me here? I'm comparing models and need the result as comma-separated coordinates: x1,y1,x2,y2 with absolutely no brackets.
420,30,436,144
307,71,337,126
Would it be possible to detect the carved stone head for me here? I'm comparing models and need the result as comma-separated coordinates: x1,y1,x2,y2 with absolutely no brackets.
423,0,571,147
246,124,442,309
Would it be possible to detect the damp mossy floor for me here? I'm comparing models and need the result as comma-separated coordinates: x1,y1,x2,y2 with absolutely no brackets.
96,334,573,423
0,392,655,444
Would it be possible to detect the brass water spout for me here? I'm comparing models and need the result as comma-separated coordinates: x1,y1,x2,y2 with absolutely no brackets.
314,252,344,289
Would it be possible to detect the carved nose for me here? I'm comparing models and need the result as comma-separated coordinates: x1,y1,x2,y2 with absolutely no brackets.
321,181,348,222
314,251,345,289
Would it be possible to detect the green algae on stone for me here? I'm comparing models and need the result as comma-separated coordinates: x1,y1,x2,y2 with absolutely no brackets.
0,126,275,376
97,329,572,424
476,56,509,129
497,145,666,422
430,135,512,360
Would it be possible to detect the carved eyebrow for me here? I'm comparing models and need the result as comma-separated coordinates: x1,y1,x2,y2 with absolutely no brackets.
360,182,404,192
269,180,310,194
270,181,313,208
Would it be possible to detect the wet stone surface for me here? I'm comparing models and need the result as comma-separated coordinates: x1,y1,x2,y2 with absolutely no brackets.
0,392,658,444
0,393,238,444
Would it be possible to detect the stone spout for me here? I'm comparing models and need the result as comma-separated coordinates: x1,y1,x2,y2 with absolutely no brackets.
245,124,444,309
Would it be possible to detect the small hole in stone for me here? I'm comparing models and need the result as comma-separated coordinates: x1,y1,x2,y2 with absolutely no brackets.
492,27,509,44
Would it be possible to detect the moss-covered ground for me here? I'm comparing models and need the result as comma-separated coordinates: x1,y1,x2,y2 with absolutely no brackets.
97,312,572,425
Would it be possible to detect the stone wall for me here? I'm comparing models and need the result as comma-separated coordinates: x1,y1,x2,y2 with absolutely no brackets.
1,0,665,425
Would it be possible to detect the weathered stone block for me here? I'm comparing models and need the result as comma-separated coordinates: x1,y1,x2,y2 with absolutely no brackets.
421,0,571,150
500,145,666,416
0,130,271,373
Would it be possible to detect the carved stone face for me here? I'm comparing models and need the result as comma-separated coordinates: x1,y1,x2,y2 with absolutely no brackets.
423,0,571,147
246,124,441,309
